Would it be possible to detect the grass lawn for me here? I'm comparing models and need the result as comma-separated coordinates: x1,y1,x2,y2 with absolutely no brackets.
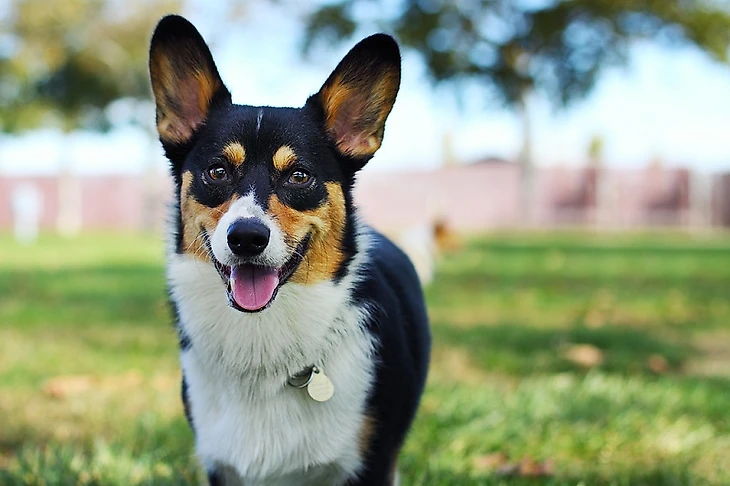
1,231,729,485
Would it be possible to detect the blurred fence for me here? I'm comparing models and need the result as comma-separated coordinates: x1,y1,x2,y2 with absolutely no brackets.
0,173,170,234
1,162,729,234
355,162,729,231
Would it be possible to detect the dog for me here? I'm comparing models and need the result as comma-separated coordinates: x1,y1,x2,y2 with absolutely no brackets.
149,15,430,486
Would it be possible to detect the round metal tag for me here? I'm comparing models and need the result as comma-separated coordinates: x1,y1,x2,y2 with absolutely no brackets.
307,369,334,402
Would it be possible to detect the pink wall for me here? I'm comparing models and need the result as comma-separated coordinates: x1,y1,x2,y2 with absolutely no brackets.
0,175,172,232
355,163,521,230
0,165,727,232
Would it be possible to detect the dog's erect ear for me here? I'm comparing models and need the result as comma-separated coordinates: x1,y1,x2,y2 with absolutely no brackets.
309,34,401,164
149,15,231,146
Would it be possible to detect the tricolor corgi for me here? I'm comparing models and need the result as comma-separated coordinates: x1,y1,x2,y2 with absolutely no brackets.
149,15,430,485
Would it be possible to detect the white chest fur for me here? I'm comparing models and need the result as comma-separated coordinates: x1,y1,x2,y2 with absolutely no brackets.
168,253,376,485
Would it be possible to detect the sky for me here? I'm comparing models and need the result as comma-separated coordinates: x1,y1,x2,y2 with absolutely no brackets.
2,6,730,176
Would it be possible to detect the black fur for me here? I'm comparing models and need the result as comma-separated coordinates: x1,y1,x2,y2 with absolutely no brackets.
350,234,430,484
185,104,342,212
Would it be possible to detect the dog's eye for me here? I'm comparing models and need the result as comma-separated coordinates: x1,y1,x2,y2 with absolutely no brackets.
206,164,229,182
287,169,312,186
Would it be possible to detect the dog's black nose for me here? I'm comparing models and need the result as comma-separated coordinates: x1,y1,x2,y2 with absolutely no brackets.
227,218,270,257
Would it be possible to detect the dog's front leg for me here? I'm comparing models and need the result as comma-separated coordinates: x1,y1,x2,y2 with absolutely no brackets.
347,460,399,486
207,469,223,486
207,466,246,486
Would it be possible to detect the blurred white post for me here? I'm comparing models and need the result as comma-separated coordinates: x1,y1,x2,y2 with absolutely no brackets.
690,171,711,231
441,130,458,167
57,166,82,237
517,90,534,228
11,184,42,244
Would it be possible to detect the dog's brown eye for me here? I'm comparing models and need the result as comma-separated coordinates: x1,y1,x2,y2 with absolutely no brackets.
288,169,311,186
207,164,228,182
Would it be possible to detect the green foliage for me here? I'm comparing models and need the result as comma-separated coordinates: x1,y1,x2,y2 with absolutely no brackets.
304,0,730,107
1,232,730,484
0,0,180,132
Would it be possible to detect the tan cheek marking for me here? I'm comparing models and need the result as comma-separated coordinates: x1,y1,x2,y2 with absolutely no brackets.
272,145,297,172
180,171,236,261
267,182,347,284
223,142,246,166
267,195,314,249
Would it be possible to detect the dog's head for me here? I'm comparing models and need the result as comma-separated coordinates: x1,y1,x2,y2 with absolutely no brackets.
149,15,400,313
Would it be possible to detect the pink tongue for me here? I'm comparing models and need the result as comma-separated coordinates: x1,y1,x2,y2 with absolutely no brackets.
230,265,280,311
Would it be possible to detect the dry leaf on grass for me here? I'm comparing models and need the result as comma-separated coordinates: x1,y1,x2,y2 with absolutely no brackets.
42,370,147,399
43,375,95,399
474,453,555,478
472,452,508,471
494,456,555,478
647,353,670,373
518,457,555,478
563,343,604,368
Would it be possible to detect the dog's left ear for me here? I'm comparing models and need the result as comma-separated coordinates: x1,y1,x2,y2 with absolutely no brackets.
308,34,401,166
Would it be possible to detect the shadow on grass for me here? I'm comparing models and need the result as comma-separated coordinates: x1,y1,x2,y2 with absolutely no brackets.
0,264,169,328
0,418,198,486
401,465,700,486
1,443,704,486
469,235,730,253
432,321,694,376
435,272,728,297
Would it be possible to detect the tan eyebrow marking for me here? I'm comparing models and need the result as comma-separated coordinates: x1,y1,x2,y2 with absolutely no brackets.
272,145,297,172
222,142,246,166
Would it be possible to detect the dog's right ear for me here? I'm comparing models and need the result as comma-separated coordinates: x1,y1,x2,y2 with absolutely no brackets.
307,34,400,170
149,15,231,147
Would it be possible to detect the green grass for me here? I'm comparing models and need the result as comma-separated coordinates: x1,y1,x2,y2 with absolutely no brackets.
1,231,730,485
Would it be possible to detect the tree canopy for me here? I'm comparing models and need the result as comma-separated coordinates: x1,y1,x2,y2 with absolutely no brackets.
303,0,730,107
3,0,729,134
0,0,179,132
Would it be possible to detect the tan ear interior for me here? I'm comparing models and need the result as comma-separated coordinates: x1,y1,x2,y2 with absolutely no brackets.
319,68,399,158
150,45,223,145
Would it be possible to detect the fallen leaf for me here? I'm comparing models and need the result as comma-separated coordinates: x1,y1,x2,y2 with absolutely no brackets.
472,452,508,471
647,354,670,373
494,457,555,478
519,457,555,478
563,343,604,368
43,375,95,399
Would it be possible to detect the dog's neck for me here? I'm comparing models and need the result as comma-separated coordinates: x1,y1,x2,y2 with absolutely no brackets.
167,223,373,385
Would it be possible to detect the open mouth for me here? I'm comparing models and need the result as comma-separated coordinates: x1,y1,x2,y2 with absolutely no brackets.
210,234,311,313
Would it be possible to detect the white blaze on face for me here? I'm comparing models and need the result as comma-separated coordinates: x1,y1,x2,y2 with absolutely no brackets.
210,194,289,268
210,194,292,311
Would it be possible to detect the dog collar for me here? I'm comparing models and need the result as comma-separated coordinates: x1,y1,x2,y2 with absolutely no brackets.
287,365,334,402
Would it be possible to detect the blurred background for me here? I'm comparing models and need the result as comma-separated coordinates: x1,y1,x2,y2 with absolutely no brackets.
1,1,730,484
